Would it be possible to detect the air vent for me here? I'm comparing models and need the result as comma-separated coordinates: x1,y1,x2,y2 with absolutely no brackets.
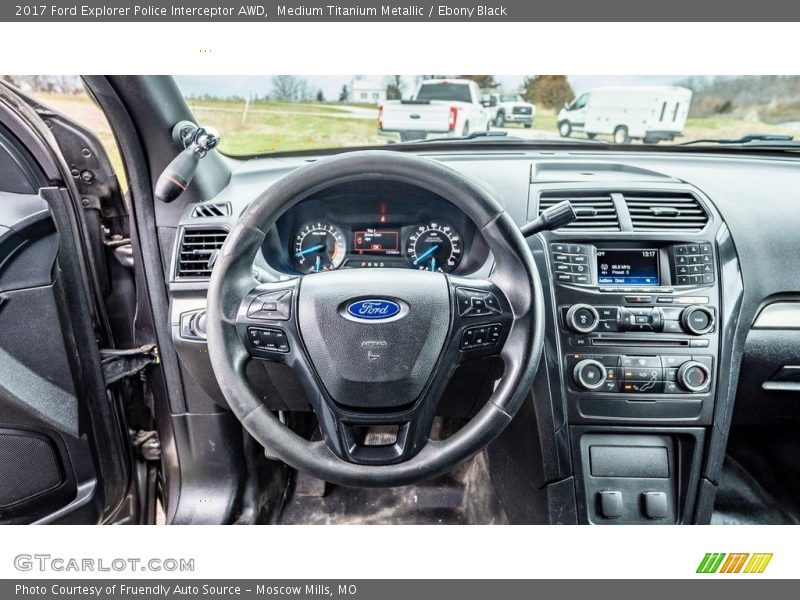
538,191,620,231
191,202,231,218
176,227,228,278
624,192,708,231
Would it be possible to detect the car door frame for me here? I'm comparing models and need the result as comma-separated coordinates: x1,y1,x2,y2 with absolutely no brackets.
0,83,135,523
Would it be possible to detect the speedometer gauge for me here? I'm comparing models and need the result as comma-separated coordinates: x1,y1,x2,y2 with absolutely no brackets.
292,223,346,273
406,222,463,273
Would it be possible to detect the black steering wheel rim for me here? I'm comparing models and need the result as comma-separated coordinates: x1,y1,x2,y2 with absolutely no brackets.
206,150,545,487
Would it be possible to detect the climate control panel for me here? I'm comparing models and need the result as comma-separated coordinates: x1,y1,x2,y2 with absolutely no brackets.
566,353,713,395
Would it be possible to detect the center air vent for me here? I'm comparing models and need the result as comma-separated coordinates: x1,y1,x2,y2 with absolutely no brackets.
538,191,620,231
624,192,709,232
191,202,231,218
176,227,228,278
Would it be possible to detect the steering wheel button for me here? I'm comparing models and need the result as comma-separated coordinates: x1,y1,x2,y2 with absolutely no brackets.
484,293,501,313
471,297,486,310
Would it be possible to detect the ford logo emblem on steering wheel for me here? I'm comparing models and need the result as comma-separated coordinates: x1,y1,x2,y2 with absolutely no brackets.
346,299,402,321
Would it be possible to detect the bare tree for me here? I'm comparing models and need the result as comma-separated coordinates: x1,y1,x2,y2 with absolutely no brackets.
385,75,404,100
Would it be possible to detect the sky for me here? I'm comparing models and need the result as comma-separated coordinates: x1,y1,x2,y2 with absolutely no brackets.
174,75,694,100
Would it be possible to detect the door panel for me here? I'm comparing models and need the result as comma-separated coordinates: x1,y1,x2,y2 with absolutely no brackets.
0,84,133,524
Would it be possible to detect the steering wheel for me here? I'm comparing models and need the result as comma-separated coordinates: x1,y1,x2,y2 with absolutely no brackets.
206,151,544,487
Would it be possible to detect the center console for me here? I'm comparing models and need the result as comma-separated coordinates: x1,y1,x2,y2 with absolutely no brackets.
526,181,741,525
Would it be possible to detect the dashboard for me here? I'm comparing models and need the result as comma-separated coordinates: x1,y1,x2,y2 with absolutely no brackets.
264,180,488,276
164,147,800,525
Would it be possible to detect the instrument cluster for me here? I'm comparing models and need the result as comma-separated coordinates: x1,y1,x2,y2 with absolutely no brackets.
291,220,464,273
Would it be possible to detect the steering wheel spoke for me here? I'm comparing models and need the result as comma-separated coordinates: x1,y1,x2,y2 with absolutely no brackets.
447,275,515,361
235,278,302,362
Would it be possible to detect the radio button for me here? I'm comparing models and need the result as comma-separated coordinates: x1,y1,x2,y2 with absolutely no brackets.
681,306,715,335
566,304,599,333
551,243,569,253
625,295,653,304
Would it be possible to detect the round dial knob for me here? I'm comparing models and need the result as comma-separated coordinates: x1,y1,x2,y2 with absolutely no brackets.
681,305,715,335
566,304,600,334
573,359,607,390
677,361,711,392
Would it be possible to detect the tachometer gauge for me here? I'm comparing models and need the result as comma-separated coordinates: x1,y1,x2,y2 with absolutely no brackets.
292,223,346,273
406,222,463,273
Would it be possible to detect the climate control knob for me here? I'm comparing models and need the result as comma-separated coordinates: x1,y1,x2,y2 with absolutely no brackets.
573,359,608,390
677,361,711,392
566,304,600,334
680,305,715,335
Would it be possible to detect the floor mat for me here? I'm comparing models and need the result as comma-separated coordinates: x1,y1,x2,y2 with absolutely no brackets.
711,455,799,525
274,452,508,525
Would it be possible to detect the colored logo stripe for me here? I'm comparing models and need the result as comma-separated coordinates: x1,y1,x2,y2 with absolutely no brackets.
697,553,726,573
720,553,749,573
744,553,773,573
697,553,772,574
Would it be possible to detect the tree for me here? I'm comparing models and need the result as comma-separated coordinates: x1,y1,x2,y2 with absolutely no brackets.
459,75,499,90
271,75,314,102
385,75,404,100
522,75,575,109
315,89,325,102
339,84,349,102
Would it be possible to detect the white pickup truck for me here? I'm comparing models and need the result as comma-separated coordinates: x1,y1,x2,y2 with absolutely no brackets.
379,79,491,142
484,93,536,128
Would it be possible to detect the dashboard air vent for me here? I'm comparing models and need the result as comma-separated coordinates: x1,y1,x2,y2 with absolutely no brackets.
624,192,708,231
176,228,228,278
538,191,620,231
191,202,231,218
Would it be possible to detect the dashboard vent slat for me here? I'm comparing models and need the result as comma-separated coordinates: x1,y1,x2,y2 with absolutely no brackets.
176,227,229,278
624,192,709,232
538,191,620,231
191,202,231,218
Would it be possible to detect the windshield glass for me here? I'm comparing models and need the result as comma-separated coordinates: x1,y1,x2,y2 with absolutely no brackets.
174,75,800,155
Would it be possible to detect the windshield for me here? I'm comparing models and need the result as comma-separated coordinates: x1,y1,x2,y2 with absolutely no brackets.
174,75,800,155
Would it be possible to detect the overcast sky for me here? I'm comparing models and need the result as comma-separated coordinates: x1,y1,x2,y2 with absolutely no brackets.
175,75,694,99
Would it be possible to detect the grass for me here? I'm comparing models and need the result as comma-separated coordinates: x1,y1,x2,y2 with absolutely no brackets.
29,93,800,183
189,102,383,154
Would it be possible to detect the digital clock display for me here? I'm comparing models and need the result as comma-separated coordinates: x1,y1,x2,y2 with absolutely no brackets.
596,249,659,286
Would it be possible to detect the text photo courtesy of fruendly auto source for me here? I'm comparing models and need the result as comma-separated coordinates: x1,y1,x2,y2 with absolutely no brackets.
1,74,800,526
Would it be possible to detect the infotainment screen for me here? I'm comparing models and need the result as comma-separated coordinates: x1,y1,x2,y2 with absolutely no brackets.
596,249,659,286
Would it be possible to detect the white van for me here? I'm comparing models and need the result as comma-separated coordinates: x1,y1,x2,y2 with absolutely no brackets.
557,86,693,144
